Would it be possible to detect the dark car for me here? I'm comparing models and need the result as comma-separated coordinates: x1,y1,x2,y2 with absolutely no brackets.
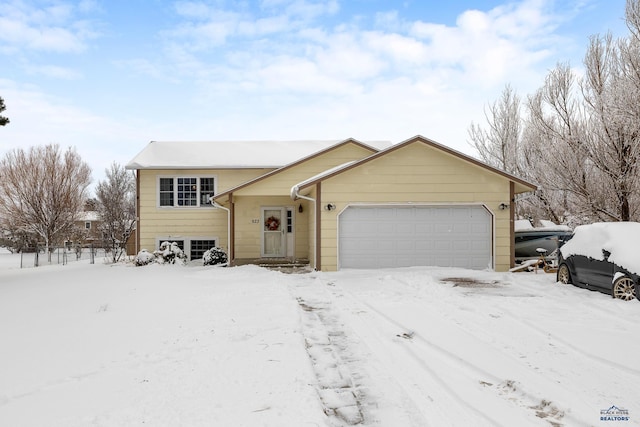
557,222,639,301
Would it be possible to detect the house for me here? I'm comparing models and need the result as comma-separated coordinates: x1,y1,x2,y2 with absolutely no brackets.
126,136,537,271
65,210,103,248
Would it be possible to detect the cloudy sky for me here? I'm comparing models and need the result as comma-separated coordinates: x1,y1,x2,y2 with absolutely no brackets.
0,0,629,191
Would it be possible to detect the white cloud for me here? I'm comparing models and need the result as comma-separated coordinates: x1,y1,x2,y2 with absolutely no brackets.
2,0,609,190
363,31,428,65
280,0,339,20
0,0,99,54
24,64,82,80
127,0,587,158
406,0,563,88
173,1,214,20
160,0,567,94
0,79,148,189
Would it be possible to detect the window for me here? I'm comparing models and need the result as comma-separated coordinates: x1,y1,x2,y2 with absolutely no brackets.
190,240,217,260
158,176,216,207
85,221,91,230
200,178,215,206
157,238,216,260
286,210,293,233
177,177,197,206
159,178,174,206
171,240,185,251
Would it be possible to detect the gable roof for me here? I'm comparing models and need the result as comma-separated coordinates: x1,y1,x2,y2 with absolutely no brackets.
291,135,538,196
212,138,380,203
125,139,390,170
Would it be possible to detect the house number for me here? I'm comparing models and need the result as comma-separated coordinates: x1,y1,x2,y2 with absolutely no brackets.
251,219,260,223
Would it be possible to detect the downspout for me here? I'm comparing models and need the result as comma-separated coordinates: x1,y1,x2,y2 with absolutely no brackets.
210,198,231,263
291,184,318,270
135,170,140,254
509,181,515,269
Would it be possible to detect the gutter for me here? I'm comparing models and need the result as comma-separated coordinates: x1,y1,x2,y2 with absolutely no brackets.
291,184,318,270
209,198,231,263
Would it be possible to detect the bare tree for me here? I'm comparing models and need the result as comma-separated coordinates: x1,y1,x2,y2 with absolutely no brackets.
95,163,136,263
578,31,640,221
0,97,9,126
523,63,596,224
626,0,640,40
0,144,92,259
468,84,523,174
471,0,640,226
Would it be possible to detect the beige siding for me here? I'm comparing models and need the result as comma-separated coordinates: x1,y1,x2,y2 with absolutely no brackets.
229,143,375,262
234,196,303,259
232,195,310,260
233,196,304,259
306,186,318,269
137,168,272,253
233,144,375,197
317,142,513,271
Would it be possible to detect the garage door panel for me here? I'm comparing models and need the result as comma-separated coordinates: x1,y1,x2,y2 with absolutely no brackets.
415,240,433,251
339,205,492,270
397,223,415,233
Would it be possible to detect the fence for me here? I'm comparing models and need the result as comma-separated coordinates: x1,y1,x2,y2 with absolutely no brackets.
17,245,109,268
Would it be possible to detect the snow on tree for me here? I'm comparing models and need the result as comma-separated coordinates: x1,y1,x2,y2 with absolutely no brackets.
468,84,523,175
469,0,640,225
95,163,136,263
0,144,91,259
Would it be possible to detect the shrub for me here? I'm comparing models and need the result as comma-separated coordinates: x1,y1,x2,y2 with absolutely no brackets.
203,247,228,266
154,241,187,265
134,249,155,266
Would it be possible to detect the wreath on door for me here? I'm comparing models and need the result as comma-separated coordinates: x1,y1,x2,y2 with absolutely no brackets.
265,216,280,230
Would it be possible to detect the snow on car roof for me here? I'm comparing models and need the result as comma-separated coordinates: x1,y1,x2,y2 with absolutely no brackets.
560,222,640,275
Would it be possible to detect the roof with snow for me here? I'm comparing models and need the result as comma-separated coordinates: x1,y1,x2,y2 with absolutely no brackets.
79,211,99,222
125,140,391,170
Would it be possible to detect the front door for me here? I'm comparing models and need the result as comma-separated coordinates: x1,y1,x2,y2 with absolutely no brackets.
262,207,286,257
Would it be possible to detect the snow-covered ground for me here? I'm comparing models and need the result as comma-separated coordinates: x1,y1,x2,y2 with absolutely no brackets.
1,249,639,427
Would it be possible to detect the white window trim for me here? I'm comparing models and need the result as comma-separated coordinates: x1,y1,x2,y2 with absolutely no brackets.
156,236,219,260
156,175,218,209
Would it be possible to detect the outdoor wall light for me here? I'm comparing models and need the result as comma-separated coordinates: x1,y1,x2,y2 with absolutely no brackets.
499,203,510,210
298,204,303,213
325,203,336,211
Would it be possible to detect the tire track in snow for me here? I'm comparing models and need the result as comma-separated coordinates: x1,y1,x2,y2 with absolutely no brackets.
290,280,370,426
326,279,597,427
327,285,509,427
497,305,640,379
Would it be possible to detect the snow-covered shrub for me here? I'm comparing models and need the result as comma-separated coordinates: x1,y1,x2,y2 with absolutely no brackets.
153,241,187,265
134,249,155,266
203,247,228,266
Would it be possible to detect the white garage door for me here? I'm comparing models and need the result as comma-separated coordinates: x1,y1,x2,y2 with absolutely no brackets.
338,205,492,270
